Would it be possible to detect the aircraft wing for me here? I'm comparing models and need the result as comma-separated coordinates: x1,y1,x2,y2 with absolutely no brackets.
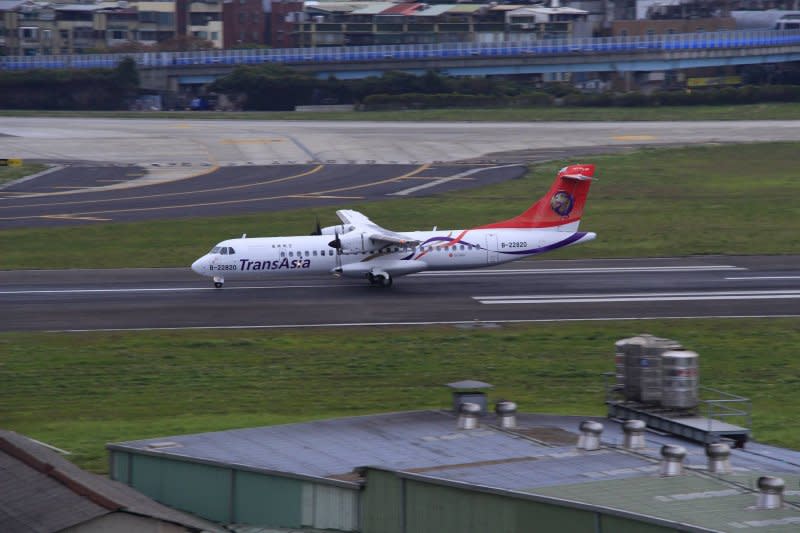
336,209,420,246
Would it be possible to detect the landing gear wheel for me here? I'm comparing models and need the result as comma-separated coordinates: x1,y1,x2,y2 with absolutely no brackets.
213,276,224,289
367,272,392,287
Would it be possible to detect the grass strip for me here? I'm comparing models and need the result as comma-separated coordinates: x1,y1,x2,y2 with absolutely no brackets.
3,102,800,121
1,318,798,473
0,163,48,186
4,142,800,270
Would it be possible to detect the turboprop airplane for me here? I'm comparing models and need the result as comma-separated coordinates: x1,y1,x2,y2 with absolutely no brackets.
191,164,597,288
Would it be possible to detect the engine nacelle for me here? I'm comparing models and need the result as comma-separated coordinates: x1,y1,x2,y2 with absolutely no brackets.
338,231,367,252
320,224,355,236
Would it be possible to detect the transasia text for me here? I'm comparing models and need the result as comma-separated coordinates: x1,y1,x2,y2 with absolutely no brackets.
240,258,311,271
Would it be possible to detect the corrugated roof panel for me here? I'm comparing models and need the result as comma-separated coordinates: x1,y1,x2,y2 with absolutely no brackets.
381,2,422,15
0,430,222,532
412,5,453,17
444,4,485,13
349,2,397,15
532,473,800,532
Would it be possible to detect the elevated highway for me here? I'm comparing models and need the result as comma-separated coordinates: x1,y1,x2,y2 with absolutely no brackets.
3,29,800,92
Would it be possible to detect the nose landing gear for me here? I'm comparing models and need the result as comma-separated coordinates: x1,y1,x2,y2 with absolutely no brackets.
213,276,224,288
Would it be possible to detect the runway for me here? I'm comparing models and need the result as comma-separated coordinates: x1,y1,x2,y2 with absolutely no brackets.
2,256,798,332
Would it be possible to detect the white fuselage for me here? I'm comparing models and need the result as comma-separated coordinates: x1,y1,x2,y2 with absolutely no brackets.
191,227,595,281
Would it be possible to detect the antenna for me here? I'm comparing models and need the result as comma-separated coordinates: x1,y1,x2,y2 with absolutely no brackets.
241,233,247,238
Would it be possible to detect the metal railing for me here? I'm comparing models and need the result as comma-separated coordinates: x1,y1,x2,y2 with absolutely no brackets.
2,28,800,71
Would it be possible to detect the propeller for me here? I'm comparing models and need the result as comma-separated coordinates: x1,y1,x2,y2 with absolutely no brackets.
310,216,322,236
328,230,342,249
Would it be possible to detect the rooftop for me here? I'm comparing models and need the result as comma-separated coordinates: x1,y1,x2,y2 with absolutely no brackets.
0,430,222,533
110,409,800,530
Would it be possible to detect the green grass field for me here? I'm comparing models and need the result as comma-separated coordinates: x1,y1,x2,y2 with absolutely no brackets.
1,319,798,473
0,162,47,186
4,142,800,270
3,102,800,121
3,142,799,474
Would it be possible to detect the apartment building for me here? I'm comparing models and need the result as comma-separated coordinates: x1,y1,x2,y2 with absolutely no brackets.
293,2,590,48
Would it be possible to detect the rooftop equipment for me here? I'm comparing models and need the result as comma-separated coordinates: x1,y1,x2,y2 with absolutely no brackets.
622,419,646,450
706,442,732,474
660,444,686,477
756,477,785,510
577,420,603,451
495,401,517,429
447,380,492,414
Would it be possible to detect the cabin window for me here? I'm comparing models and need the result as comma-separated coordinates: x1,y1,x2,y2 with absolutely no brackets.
305,251,310,257
281,252,286,257
313,250,318,256
289,251,294,257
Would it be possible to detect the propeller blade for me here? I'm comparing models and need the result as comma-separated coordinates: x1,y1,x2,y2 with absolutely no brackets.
311,216,322,236
328,230,341,249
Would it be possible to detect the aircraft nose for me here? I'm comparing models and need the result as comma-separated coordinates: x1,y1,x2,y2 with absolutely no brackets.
191,256,208,275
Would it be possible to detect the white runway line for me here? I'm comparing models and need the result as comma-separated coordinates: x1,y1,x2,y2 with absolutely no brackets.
474,289,800,305
726,276,800,280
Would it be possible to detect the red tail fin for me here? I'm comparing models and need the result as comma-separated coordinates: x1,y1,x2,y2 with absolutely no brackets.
477,164,595,230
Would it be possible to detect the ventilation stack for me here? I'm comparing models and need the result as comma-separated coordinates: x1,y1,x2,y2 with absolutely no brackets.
756,477,785,510
622,419,646,450
577,420,603,451
660,444,686,477
495,401,517,429
458,402,480,430
706,442,732,474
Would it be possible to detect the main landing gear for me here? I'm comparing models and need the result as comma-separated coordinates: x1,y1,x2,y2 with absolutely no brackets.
213,276,224,288
367,272,393,288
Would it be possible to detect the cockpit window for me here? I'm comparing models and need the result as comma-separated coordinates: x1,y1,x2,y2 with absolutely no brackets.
228,247,235,255
220,247,228,255
210,246,221,254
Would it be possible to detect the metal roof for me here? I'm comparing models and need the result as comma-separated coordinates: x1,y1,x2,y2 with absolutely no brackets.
0,430,223,533
444,4,485,14
111,410,800,530
412,5,453,17
349,2,396,15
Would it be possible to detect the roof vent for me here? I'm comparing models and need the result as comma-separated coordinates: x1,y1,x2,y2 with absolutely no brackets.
495,401,517,429
756,476,785,510
447,380,491,414
622,419,646,449
577,420,603,451
660,444,686,477
706,442,732,474
458,402,481,430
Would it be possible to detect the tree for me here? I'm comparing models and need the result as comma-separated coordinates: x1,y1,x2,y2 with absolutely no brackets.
209,64,316,110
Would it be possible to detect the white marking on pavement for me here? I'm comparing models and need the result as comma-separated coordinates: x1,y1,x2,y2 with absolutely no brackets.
390,164,521,196
474,290,800,305
726,276,800,280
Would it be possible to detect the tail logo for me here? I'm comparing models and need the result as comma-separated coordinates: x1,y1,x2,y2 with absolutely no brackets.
550,191,574,217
